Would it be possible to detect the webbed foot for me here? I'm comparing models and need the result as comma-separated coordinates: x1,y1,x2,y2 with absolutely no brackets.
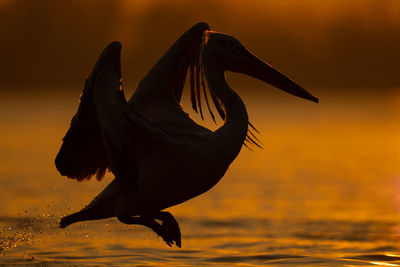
117,214,181,247
159,212,181,248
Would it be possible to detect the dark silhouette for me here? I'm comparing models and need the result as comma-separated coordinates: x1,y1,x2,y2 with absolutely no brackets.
55,22,318,247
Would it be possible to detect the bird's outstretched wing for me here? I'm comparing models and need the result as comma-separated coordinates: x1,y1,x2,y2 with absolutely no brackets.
129,23,212,115
55,46,111,182
89,42,140,191
56,42,172,192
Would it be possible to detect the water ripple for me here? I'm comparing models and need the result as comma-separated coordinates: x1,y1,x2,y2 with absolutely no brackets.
205,254,306,263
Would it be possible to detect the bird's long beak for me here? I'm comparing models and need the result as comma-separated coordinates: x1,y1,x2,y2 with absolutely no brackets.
235,49,318,103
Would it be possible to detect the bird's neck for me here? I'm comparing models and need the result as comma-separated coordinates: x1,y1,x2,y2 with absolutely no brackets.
203,53,249,162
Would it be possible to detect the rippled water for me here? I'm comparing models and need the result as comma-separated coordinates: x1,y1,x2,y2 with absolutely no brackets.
1,89,400,266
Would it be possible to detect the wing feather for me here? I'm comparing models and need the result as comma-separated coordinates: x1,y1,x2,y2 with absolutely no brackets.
91,42,172,192
55,61,109,181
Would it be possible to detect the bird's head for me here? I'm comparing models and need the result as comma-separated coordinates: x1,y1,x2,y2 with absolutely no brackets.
201,31,318,103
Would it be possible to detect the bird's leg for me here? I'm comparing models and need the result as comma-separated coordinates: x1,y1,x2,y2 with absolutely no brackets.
152,211,181,248
117,215,176,247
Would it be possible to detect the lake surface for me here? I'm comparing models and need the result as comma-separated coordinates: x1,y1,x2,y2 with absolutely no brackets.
1,88,400,266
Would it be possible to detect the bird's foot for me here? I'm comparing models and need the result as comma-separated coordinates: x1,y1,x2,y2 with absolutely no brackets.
148,221,177,247
118,215,180,248
150,214,181,247
159,213,181,248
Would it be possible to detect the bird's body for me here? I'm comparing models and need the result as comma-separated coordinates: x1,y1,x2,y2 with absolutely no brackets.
56,23,317,247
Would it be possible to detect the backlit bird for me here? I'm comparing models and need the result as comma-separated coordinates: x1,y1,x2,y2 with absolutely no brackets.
55,23,318,247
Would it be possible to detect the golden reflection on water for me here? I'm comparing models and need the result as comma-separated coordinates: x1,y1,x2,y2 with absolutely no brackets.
370,262,399,266
0,89,400,265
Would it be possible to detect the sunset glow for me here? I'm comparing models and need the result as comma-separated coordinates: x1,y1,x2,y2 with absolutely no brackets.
0,1,399,266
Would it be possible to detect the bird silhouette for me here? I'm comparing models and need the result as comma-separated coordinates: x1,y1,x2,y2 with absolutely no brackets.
55,22,318,247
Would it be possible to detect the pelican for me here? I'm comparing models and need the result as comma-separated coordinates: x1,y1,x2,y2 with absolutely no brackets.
55,23,318,247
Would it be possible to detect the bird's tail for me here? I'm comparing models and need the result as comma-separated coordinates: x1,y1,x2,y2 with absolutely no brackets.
60,210,88,228
60,182,118,228
60,200,116,228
